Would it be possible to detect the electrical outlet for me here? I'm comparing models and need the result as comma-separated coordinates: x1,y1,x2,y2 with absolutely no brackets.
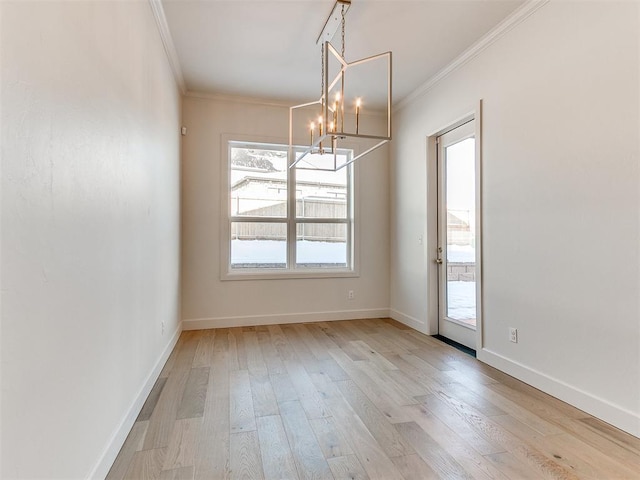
509,327,518,343
348,290,355,300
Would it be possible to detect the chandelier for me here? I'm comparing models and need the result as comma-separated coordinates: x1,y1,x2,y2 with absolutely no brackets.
289,0,392,171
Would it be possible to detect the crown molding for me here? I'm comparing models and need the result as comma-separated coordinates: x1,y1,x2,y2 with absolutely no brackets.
394,0,549,113
184,91,294,108
148,0,186,94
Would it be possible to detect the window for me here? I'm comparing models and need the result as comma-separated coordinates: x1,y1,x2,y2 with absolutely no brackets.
223,141,355,279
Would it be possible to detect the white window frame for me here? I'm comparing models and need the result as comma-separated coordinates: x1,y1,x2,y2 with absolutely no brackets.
221,136,359,280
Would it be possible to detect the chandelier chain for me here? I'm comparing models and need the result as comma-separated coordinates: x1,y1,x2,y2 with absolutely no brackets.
341,4,345,58
320,44,324,101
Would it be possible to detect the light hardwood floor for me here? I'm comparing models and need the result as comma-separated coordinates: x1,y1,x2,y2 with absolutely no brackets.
107,319,640,479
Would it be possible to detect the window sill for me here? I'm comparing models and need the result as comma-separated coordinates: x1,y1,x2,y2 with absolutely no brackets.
221,268,359,281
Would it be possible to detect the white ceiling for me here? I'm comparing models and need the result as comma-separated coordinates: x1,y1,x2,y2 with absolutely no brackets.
161,0,525,105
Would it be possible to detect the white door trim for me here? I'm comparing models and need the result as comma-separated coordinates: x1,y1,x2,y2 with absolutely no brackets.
426,100,483,350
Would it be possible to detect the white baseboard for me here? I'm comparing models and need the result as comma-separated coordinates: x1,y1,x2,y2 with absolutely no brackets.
89,322,183,479
389,308,433,334
182,308,390,330
478,348,640,438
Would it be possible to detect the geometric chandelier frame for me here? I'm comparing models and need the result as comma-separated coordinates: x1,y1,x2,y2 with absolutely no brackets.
289,0,392,171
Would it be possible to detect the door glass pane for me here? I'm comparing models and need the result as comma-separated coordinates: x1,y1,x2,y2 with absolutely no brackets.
231,222,287,269
296,223,347,268
445,138,476,326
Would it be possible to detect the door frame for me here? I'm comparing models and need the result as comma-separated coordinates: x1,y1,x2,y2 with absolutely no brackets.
426,100,483,351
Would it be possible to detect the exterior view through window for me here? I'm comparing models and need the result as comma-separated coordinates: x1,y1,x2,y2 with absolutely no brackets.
228,142,353,273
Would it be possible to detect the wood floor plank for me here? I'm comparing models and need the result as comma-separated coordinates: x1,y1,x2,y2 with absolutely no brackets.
543,431,640,479
555,417,640,467
321,380,405,480
398,352,453,380
335,379,415,458
285,360,330,419
309,416,354,459
578,416,640,454
159,466,194,480
281,324,319,365
230,370,257,433
138,378,168,422
435,381,506,417
143,368,190,450
350,340,399,370
418,393,506,456
409,347,456,372
404,404,510,480
110,320,639,480
460,382,565,436
375,324,427,350
230,431,264,480
177,367,209,420
270,373,299,404
305,323,343,352
341,324,392,354
249,373,279,418
192,330,215,368
124,448,166,480
327,455,370,480
443,363,500,387
394,421,475,479
279,400,334,480
257,330,286,375
268,324,298,363
194,348,231,480
172,332,200,371
314,322,349,349
293,323,332,361
492,414,638,479
320,323,368,361
107,421,149,480
381,353,446,392
355,360,421,404
163,418,201,471
243,331,268,375
390,453,439,480
256,415,299,480
225,329,241,372
159,345,181,379
483,452,543,480
304,356,350,381
420,393,580,479
328,348,412,423
229,328,248,371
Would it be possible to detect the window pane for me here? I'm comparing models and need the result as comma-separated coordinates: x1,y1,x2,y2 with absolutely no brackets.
294,150,349,171
296,163,348,219
230,145,287,217
231,222,286,269
296,223,347,268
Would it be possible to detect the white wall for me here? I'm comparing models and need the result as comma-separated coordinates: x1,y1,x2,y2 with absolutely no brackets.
1,1,182,478
181,95,390,328
391,1,640,436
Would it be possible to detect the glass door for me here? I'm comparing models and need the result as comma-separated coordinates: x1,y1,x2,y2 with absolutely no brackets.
436,120,478,350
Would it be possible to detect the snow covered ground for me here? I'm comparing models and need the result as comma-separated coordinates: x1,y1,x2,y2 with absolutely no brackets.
231,239,346,267
447,244,475,263
231,239,475,325
447,281,476,325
